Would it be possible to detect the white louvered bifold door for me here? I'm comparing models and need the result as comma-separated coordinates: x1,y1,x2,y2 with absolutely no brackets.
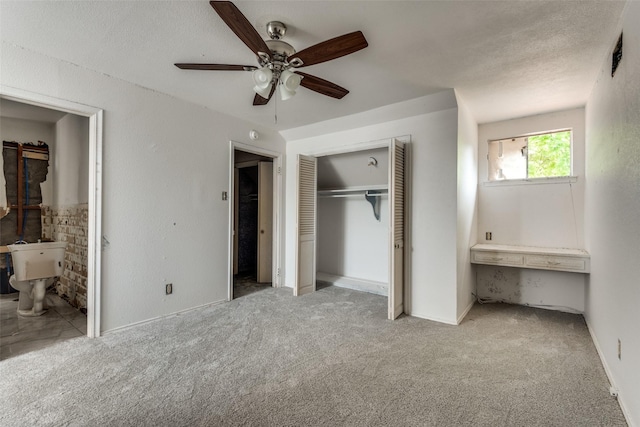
389,139,405,319
295,154,317,296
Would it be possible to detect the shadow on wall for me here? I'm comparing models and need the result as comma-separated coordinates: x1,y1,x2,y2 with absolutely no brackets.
317,197,347,275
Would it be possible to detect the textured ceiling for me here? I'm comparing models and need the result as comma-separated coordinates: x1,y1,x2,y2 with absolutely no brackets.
0,1,627,131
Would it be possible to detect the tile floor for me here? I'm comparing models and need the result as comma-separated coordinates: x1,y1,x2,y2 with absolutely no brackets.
0,291,86,361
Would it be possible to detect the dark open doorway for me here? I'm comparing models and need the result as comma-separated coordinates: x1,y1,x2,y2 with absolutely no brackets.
233,149,273,298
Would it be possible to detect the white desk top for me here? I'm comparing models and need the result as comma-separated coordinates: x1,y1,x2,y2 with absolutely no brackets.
471,244,590,257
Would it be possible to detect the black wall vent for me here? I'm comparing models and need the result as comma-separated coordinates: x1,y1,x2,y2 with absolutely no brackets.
612,32,623,77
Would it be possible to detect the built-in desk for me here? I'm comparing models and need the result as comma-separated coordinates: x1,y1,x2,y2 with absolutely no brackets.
471,244,590,273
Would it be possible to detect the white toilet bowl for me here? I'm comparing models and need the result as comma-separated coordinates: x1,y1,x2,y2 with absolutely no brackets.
8,242,67,317
9,275,53,316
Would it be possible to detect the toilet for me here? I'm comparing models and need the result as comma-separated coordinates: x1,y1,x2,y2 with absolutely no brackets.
9,275,56,316
8,242,67,317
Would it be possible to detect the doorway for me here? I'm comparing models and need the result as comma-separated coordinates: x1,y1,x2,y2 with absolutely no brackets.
0,88,103,338
229,142,281,300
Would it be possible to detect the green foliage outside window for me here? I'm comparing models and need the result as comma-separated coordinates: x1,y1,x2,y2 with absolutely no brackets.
527,131,571,178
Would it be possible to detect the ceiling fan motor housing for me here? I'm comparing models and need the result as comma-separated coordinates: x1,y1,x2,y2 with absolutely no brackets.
260,38,298,81
264,40,296,62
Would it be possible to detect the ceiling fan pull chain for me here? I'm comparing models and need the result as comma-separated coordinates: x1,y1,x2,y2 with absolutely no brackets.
274,87,278,124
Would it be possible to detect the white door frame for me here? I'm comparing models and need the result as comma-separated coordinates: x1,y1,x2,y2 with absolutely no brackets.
228,141,283,301
1,85,103,338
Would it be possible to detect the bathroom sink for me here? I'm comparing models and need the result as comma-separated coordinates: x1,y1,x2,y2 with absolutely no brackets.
8,242,67,281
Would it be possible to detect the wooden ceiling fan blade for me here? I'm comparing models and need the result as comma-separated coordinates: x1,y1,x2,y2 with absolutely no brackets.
289,31,368,67
210,1,271,60
175,63,256,71
296,72,349,99
253,85,276,106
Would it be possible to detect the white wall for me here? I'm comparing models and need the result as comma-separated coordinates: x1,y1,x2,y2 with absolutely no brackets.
475,108,587,312
1,42,286,332
317,148,388,190
0,116,54,145
53,113,89,206
455,93,478,322
584,1,640,423
0,116,55,208
317,197,389,282
284,91,461,324
478,108,586,247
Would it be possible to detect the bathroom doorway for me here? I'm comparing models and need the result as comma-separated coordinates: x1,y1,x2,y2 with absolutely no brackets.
228,142,282,300
0,88,103,341
0,99,90,358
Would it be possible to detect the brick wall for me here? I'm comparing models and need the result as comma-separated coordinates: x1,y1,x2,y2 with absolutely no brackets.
42,204,88,309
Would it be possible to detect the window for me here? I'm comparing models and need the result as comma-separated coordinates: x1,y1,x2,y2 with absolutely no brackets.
1,141,49,245
488,130,572,181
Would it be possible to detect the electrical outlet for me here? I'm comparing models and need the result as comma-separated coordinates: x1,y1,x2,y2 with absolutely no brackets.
166,283,173,295
618,339,621,360
485,232,492,241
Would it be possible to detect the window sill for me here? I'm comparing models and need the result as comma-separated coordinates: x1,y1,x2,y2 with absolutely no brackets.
482,176,578,187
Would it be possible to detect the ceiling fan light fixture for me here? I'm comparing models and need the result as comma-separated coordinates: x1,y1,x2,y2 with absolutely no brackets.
253,67,273,88
280,84,296,101
280,70,303,92
280,70,302,101
253,82,273,99
252,67,274,98
279,70,303,100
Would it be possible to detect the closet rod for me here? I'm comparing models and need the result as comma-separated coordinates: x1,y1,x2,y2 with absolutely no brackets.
318,189,387,198
318,193,387,199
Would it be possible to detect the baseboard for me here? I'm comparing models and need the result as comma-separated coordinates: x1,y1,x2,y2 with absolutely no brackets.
457,300,475,325
476,294,583,315
584,317,634,427
103,299,227,335
316,272,388,296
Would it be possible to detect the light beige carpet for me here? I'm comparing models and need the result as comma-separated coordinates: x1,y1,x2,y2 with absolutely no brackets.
0,285,626,426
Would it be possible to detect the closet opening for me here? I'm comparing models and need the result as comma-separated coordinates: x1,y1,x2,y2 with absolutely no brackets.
231,149,275,299
295,138,408,320
316,147,390,297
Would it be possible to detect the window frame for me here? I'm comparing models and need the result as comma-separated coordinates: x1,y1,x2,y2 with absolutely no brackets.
486,128,575,186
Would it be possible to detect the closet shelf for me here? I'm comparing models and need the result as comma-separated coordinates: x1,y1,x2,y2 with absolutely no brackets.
317,185,388,221
317,185,388,198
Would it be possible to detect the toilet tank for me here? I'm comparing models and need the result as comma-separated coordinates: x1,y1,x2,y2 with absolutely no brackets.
8,242,68,281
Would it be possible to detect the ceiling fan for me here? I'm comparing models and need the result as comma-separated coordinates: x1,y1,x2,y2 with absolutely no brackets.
175,1,368,106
